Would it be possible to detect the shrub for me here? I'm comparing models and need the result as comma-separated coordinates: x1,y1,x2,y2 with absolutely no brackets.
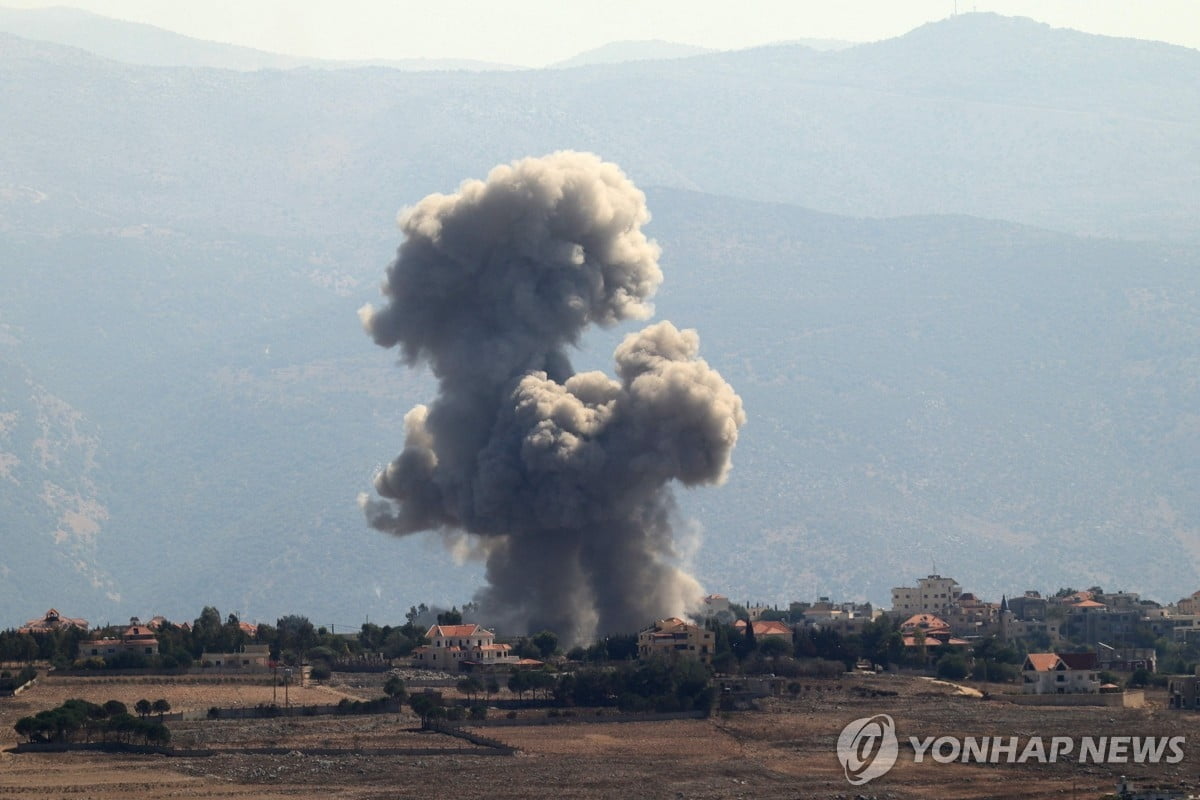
1128,668,1151,688
936,654,969,681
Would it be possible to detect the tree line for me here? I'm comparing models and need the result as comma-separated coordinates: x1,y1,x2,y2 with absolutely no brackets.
13,698,171,746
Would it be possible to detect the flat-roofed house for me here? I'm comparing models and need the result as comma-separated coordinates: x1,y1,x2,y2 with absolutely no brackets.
638,618,714,664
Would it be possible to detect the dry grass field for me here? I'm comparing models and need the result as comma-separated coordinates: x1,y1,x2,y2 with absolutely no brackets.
1,672,1197,799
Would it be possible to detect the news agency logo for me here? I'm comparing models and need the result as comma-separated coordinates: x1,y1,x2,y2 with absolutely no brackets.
836,714,899,785
836,714,1187,786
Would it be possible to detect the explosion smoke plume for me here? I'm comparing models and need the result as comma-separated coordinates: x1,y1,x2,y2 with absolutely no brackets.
359,151,744,643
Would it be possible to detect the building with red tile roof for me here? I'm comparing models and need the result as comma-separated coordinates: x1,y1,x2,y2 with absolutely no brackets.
900,613,952,635
734,619,792,639
410,623,519,672
638,618,715,664
82,619,159,661
898,613,969,650
18,608,88,634
1021,652,1100,694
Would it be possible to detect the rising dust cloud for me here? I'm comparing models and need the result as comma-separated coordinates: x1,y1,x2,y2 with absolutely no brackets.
359,151,745,643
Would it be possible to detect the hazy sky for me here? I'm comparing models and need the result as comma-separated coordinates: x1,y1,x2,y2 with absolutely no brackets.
4,0,1199,66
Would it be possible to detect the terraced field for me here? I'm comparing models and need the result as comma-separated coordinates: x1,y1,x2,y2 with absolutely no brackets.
1,673,1196,799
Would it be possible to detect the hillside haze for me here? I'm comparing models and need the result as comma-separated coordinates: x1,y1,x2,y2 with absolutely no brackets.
1,12,1198,627
0,6,522,71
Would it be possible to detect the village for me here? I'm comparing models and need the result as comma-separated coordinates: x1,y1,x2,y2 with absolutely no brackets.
11,572,1200,700
5,574,1200,799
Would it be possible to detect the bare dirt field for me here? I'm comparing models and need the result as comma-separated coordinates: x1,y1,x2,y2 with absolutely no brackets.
2,673,1198,799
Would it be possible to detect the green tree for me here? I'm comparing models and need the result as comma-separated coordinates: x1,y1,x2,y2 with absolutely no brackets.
276,615,318,655
134,698,152,718
457,675,484,702
759,637,790,658
508,669,532,699
14,716,36,742
401,604,429,643
436,607,463,626
381,630,414,658
151,699,170,720
191,606,223,655
708,618,730,657
527,670,555,699
911,628,928,667
384,675,407,703
711,651,737,674
145,721,171,746
531,630,559,659
742,619,758,652
936,653,969,681
604,634,638,661
409,692,443,726
220,613,247,653
359,623,385,651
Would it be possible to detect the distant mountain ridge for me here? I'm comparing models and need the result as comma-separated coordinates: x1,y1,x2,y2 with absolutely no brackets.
1,12,1198,626
0,6,523,71
551,39,717,68
3,13,1196,242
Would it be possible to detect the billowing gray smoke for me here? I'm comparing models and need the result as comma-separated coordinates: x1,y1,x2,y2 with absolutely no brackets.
359,151,745,643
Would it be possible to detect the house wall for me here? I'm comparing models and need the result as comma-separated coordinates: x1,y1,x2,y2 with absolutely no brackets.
1007,690,1143,708
1022,667,1099,694
891,575,962,617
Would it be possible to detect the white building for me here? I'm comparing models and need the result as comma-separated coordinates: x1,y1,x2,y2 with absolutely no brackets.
700,594,733,623
1021,652,1100,694
202,643,272,670
891,574,962,617
82,619,158,660
410,624,519,672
